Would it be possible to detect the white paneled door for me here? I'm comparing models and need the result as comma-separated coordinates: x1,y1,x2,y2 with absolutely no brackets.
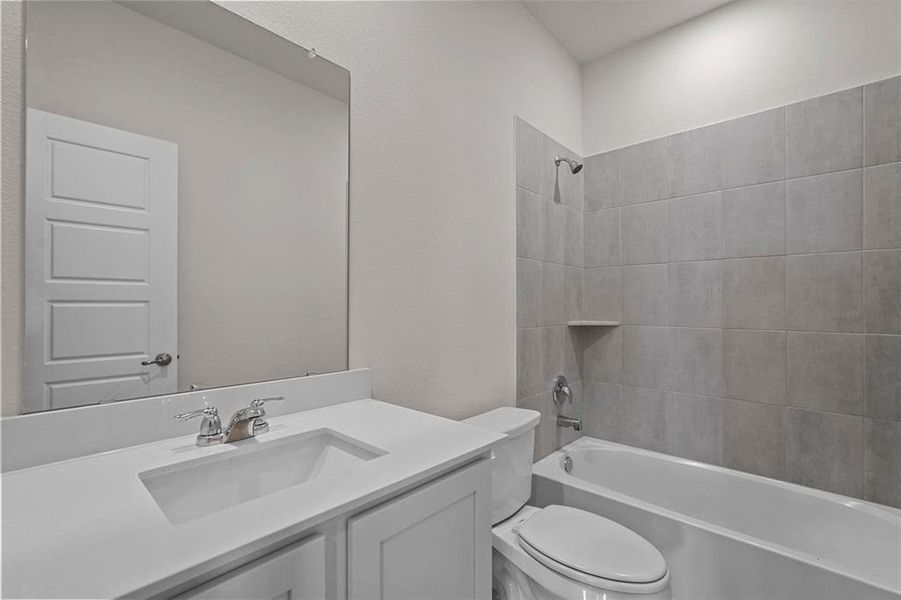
25,109,178,412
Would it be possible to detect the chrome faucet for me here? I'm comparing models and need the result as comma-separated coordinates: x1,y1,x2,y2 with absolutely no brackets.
552,375,572,406
174,406,224,446
223,397,283,443
557,415,582,431
551,374,582,431
175,397,283,446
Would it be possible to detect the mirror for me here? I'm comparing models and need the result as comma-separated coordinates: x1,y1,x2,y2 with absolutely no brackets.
21,1,349,413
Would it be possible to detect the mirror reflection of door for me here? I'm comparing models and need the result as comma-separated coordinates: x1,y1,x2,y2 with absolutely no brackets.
24,109,178,412
21,1,350,414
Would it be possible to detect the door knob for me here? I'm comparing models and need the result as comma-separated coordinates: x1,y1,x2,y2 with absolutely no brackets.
142,352,173,366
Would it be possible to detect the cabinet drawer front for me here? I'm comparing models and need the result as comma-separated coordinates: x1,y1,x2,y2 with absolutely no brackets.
348,459,491,600
175,534,326,600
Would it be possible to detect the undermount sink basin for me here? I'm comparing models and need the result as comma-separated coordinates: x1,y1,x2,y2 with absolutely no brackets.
139,428,386,524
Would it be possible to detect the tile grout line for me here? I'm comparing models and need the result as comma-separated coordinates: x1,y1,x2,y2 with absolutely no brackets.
861,87,869,499
784,104,791,480
584,378,896,423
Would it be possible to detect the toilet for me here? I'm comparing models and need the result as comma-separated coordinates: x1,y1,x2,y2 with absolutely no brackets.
464,407,671,600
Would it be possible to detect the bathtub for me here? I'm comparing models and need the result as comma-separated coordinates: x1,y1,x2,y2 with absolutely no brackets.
531,437,901,600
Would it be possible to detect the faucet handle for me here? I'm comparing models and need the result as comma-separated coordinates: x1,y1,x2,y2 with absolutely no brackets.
250,396,284,408
247,397,283,437
175,406,217,421
174,406,223,446
552,375,572,406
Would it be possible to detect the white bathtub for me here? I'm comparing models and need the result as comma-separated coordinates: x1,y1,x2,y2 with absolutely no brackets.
531,437,901,600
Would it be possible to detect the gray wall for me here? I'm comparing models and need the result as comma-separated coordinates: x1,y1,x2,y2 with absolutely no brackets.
514,117,584,460
579,76,901,508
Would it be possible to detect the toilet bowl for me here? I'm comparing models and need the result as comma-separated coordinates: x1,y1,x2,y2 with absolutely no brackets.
464,408,671,600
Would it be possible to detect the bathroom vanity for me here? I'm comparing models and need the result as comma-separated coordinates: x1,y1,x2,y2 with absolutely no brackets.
1,378,503,599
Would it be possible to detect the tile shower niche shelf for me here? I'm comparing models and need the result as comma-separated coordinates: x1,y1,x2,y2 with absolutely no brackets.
566,321,620,327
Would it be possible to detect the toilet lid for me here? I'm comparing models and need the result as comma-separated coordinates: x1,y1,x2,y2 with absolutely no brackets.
516,505,667,584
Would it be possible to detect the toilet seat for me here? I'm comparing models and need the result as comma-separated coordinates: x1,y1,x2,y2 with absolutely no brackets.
514,505,668,593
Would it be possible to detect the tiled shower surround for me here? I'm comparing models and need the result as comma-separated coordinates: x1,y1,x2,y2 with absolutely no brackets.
514,117,585,459
515,75,901,508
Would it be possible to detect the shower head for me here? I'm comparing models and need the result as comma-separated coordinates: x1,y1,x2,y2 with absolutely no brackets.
555,155,583,174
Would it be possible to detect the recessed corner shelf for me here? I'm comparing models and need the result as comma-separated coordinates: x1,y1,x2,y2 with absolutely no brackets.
566,320,620,327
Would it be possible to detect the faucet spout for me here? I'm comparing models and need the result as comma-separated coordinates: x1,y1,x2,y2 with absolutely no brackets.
223,413,265,443
222,396,284,443
557,415,582,431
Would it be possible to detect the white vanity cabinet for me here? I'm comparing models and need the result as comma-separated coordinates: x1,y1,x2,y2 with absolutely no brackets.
348,459,492,600
175,535,326,600
172,458,491,600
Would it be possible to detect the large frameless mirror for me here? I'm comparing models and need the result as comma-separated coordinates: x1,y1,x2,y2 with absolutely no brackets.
21,0,350,413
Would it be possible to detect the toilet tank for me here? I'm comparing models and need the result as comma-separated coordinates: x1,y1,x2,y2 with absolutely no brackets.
463,407,540,525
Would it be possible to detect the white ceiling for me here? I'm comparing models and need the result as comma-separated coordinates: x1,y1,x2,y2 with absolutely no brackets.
523,0,733,64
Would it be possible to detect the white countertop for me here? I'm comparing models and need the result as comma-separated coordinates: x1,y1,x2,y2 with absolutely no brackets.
1,399,504,599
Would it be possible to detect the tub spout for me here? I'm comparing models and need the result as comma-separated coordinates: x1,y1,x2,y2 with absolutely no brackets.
557,415,582,431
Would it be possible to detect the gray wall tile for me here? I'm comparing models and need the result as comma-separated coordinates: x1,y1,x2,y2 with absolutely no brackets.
542,261,565,327
786,170,862,254
722,181,786,258
668,191,722,261
865,419,901,507
864,249,901,334
864,162,901,250
564,207,583,267
545,326,580,387
584,208,621,267
669,328,724,396
583,326,622,384
564,266,583,323
722,399,785,479
787,252,863,332
584,151,622,211
516,258,542,328
786,87,863,178
622,138,669,205
666,392,722,464
785,408,864,497
669,260,723,328
722,108,786,189
583,267,622,322
864,75,901,166
787,332,863,415
723,257,786,330
517,327,544,400
668,123,724,197
622,326,670,390
516,187,545,260
583,382,619,440
586,383,667,452
622,201,668,265
518,391,557,460
865,334,901,421
544,200,567,264
723,329,786,405
622,264,668,326
618,385,668,452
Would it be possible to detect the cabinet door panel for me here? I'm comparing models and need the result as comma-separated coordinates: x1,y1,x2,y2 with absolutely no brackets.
348,459,491,600
176,534,325,600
